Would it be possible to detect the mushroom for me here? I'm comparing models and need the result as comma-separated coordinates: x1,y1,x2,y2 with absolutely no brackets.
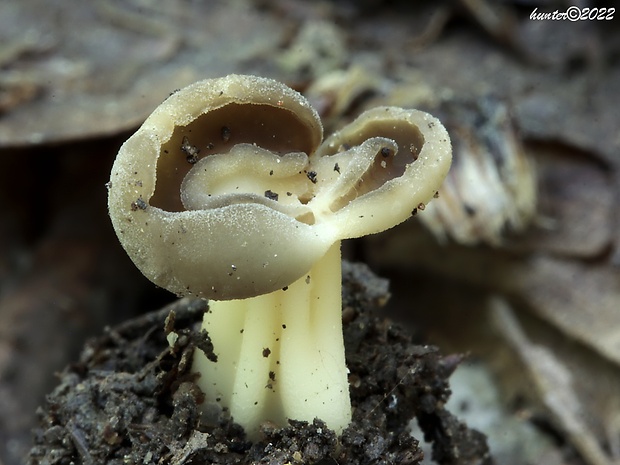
107,74,451,439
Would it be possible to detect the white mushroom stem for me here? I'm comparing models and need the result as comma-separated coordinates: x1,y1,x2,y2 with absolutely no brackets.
193,242,349,438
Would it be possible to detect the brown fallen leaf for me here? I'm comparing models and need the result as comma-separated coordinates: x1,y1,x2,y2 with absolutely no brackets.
491,297,620,465
0,0,286,147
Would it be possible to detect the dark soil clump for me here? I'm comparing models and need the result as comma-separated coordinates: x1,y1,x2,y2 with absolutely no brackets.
29,262,491,465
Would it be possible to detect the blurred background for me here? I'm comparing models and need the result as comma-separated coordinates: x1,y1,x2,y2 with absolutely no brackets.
1,0,619,464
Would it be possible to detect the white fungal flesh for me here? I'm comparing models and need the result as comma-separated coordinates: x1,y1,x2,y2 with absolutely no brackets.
107,74,452,438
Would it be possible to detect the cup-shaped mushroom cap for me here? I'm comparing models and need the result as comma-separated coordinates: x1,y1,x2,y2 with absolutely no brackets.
310,106,452,239
108,75,331,299
108,75,451,300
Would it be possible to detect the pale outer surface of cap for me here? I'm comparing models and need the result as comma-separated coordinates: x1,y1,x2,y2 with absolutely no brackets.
107,74,452,300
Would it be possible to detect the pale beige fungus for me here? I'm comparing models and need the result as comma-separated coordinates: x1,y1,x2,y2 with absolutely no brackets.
107,74,452,438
